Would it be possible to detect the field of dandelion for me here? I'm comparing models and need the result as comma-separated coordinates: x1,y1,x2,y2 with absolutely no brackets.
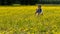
0,5,60,34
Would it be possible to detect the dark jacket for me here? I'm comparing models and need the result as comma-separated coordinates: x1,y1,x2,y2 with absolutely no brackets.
36,9,42,13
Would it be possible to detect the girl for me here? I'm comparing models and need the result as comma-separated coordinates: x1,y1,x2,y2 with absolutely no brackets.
35,4,43,16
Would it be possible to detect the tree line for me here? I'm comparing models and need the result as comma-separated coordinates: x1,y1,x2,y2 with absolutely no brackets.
0,0,60,5
0,0,38,5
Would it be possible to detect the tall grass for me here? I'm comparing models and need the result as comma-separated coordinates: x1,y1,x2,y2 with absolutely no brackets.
0,5,60,34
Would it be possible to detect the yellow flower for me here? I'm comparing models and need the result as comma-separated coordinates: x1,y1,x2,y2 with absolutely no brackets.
0,32,1,34
46,32,49,34
52,30,55,33
45,23,48,26
54,32,60,34
1,32,5,34
32,33,34,34
27,32,30,34
30,28,33,29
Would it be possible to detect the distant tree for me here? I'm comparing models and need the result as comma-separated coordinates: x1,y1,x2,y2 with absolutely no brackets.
20,0,38,5
0,0,60,5
0,0,13,5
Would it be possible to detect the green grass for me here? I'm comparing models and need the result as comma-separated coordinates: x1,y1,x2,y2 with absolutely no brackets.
0,5,60,34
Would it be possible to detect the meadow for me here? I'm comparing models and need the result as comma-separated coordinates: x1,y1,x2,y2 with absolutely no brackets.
0,5,60,34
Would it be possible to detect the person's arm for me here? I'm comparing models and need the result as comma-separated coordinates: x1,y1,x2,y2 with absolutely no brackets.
41,9,43,15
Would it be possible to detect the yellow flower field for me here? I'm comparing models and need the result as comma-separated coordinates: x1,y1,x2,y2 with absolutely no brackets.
0,5,60,34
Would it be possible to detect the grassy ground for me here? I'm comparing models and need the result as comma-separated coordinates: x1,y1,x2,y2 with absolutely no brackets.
0,5,60,34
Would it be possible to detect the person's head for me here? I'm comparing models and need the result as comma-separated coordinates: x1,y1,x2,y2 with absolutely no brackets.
38,4,41,9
